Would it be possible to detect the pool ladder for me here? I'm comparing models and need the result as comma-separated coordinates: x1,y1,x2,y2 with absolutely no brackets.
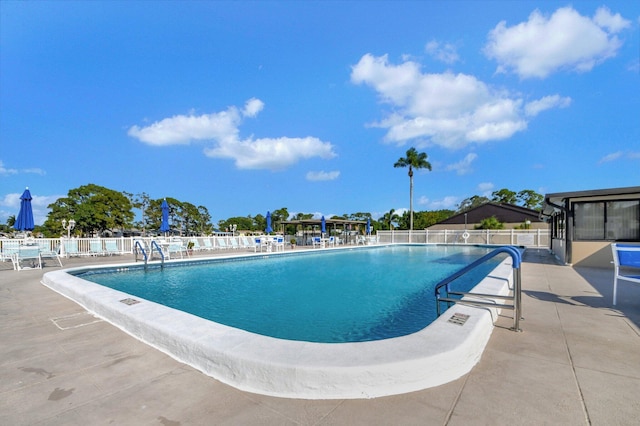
134,240,165,269
434,246,522,332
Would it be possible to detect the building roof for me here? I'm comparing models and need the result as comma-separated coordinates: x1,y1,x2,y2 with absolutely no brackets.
435,202,542,225
542,186,640,215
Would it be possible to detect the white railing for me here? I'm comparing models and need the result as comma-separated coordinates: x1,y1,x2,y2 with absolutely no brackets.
376,229,550,247
1,229,550,261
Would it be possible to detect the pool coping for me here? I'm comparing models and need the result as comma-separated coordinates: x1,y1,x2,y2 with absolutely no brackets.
41,246,515,399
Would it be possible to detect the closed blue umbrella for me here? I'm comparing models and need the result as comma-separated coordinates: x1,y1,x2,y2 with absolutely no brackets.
321,216,326,236
14,188,34,232
160,199,170,235
265,211,273,234
366,218,371,235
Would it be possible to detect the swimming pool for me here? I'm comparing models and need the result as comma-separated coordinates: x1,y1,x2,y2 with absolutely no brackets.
73,245,500,343
42,244,518,399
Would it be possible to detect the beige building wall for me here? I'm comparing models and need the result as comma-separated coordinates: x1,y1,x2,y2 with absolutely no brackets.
571,241,614,268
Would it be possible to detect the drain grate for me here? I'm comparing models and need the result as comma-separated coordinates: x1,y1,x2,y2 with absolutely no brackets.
448,313,470,326
120,298,140,305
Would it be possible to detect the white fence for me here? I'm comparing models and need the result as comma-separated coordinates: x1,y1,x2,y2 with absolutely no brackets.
1,229,550,261
376,229,550,247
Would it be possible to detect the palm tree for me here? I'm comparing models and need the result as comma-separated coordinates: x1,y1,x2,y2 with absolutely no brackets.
381,209,400,230
394,147,432,230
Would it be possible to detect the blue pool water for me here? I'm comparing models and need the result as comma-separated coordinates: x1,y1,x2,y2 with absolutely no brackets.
75,245,503,343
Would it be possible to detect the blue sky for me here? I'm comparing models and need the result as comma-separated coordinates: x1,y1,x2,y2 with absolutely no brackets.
1,1,639,227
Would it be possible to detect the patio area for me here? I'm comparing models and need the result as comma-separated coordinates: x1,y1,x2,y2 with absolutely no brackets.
1,248,638,425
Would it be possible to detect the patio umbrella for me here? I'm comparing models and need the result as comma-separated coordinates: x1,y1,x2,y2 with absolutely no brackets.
366,218,371,235
160,199,170,236
265,211,273,234
14,187,34,232
321,216,326,236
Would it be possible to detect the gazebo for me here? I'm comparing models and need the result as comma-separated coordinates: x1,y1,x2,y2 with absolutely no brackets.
280,219,367,245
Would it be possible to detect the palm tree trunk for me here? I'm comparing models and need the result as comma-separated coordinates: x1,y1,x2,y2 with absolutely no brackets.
409,167,414,230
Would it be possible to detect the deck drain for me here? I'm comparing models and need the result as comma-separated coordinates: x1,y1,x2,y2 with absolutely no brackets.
448,313,470,326
120,298,140,305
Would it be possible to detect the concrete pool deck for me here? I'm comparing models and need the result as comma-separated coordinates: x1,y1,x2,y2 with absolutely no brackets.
1,248,639,424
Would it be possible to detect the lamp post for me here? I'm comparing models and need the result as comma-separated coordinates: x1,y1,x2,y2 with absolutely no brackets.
230,224,237,237
62,218,76,238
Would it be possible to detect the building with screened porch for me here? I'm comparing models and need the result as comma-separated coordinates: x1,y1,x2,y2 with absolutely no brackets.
542,186,640,267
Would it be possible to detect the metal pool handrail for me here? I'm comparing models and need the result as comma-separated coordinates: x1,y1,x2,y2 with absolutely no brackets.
134,240,165,269
150,240,164,268
134,240,148,264
435,246,522,332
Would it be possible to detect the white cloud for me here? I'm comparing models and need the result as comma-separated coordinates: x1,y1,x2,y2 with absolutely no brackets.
128,109,240,145
205,136,336,171
484,6,631,79
425,40,460,64
0,161,18,175
599,151,640,164
128,99,336,171
525,95,572,117
0,160,46,176
351,54,567,148
427,196,459,210
446,153,477,175
306,170,340,181
242,98,264,117
593,6,631,33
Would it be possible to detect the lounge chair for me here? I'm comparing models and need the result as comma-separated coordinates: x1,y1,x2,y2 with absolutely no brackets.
1,240,20,266
189,238,203,252
37,240,63,267
229,237,240,249
240,237,253,250
15,246,42,270
216,238,229,250
105,240,120,256
202,238,214,251
166,239,187,259
611,243,640,305
62,239,81,257
89,239,105,256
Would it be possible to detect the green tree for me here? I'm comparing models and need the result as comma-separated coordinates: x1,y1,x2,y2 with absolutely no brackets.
517,189,543,210
380,209,401,230
44,184,133,236
475,216,504,230
125,191,150,235
219,216,254,232
253,213,266,232
491,188,517,204
457,195,490,213
413,209,455,229
197,205,213,234
394,147,432,230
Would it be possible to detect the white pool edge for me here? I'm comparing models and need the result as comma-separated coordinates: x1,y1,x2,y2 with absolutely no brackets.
41,251,514,399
